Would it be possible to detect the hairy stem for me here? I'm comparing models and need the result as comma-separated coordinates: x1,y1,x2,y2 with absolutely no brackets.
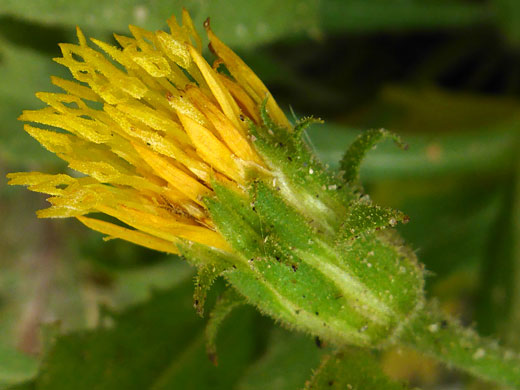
399,302,520,388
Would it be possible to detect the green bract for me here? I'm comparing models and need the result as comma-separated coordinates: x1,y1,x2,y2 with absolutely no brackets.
180,105,422,349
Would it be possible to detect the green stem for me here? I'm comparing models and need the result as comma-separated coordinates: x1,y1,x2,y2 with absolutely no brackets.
399,302,520,388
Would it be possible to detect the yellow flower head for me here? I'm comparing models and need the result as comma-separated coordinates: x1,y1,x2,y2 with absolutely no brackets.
8,10,290,254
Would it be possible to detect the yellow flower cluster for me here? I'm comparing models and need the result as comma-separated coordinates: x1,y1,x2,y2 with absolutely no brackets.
8,10,290,254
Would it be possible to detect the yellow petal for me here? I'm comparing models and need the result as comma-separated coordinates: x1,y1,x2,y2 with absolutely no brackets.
115,100,188,140
206,25,291,129
186,87,261,164
217,74,261,124
177,112,242,182
51,76,101,102
98,204,229,250
132,141,210,204
20,107,112,144
187,44,243,131
77,216,180,254
7,172,77,196
181,8,202,52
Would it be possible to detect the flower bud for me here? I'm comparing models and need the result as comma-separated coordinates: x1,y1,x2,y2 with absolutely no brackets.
182,113,425,348
8,10,424,349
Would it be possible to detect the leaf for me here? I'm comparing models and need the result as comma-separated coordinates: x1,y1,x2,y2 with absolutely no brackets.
237,329,325,390
150,306,263,390
5,381,35,390
0,39,66,166
321,0,489,33
0,346,38,388
0,0,321,48
382,178,505,279
304,349,408,390
0,0,491,50
310,87,520,181
110,259,194,307
475,154,520,348
24,277,262,390
492,0,520,46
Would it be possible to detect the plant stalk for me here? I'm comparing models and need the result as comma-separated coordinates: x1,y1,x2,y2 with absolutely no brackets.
399,302,520,388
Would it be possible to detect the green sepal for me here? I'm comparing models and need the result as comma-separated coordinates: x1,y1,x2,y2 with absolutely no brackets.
176,240,238,268
340,129,407,187
205,177,423,347
211,180,262,234
259,97,280,132
334,230,424,318
250,179,318,252
340,199,410,240
176,240,237,316
224,260,384,348
193,263,230,317
204,195,264,259
249,106,354,233
205,287,246,366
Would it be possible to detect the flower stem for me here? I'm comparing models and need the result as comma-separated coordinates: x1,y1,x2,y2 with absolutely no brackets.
399,302,520,388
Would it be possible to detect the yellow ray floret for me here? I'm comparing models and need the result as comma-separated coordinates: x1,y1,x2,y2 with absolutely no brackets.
8,11,291,254
77,216,180,254
205,20,291,129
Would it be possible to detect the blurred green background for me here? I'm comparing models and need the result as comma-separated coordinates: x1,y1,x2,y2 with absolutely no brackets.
1,0,519,389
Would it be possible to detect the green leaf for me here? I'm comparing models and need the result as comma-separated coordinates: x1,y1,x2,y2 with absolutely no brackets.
237,329,325,390
304,349,407,390
321,0,490,33
151,306,262,390
294,117,324,138
476,153,520,348
5,381,35,390
0,0,491,50
0,0,321,48
110,259,194,307
310,87,520,181
0,39,65,166
0,346,38,388
26,277,262,390
492,0,520,46
474,181,517,337
380,178,505,280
